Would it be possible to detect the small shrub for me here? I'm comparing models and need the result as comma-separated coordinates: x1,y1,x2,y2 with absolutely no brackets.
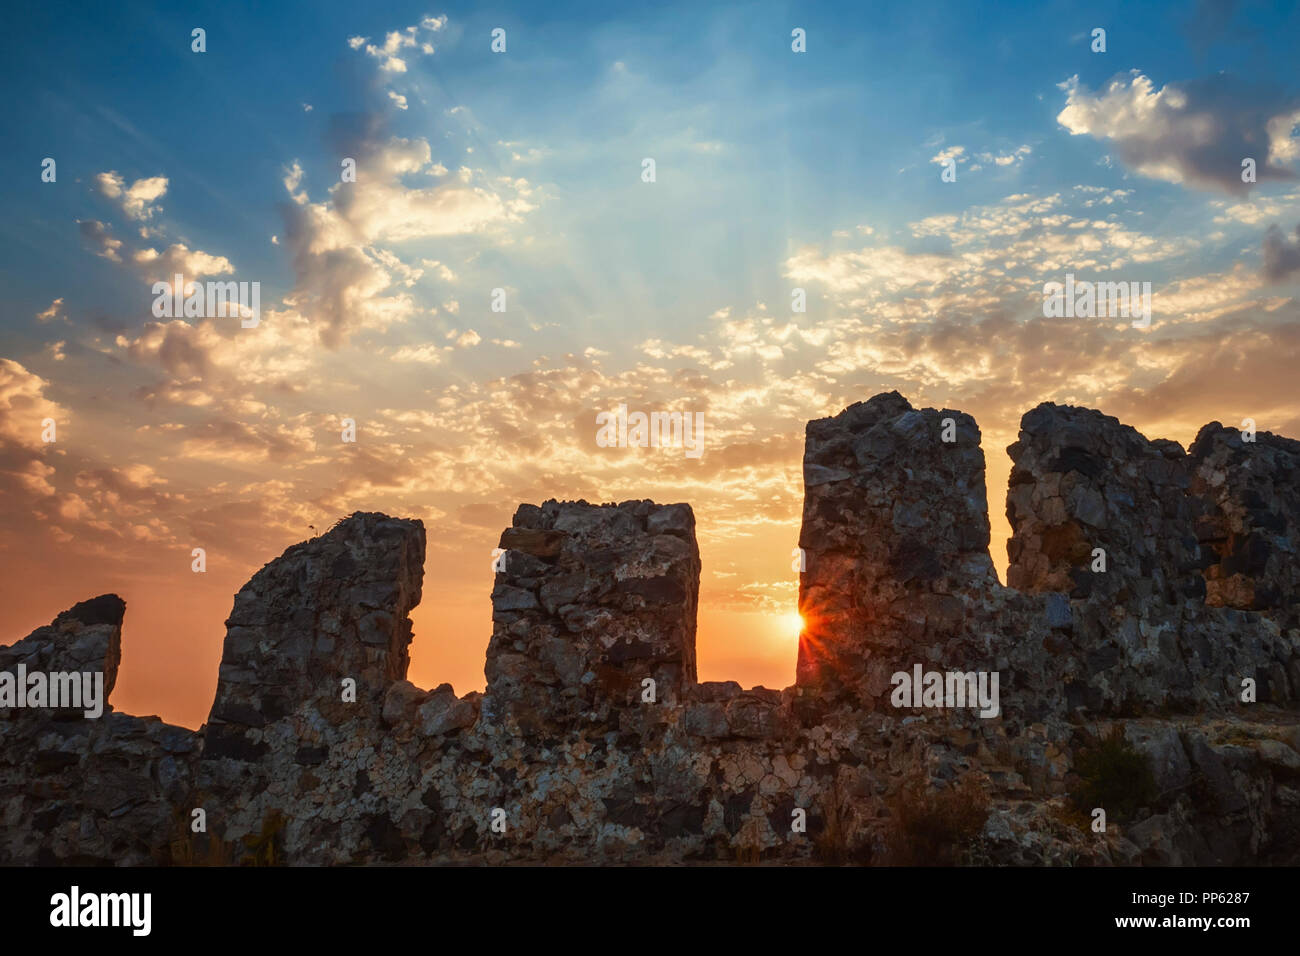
240,809,287,866
812,782,849,865
159,805,236,866
1048,800,1094,834
1072,727,1157,823
888,775,989,866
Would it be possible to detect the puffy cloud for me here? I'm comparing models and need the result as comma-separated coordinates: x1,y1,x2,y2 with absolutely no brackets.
78,219,123,261
130,244,234,283
420,259,456,281
283,161,307,205
786,244,955,295
977,145,1032,167
0,359,64,450
36,298,64,322
14,459,56,497
120,309,320,405
279,215,417,348
78,218,235,288
390,343,445,364
279,129,535,347
349,16,445,73
94,171,169,220
1213,196,1289,224
1056,71,1300,194
931,145,966,166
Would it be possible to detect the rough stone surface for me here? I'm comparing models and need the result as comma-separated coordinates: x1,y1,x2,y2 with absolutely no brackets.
0,596,199,865
1005,403,1298,713
3,396,1298,866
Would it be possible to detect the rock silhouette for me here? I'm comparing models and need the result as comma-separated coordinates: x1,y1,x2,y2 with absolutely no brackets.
3,393,1298,865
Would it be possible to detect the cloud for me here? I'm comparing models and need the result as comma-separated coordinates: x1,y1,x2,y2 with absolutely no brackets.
79,219,123,261
79,218,234,285
390,344,445,364
787,244,954,296
0,360,64,450
120,310,319,401
36,298,64,323
178,419,315,464
130,244,234,283
93,171,169,220
1056,71,1300,194
1261,223,1300,282
348,16,446,73
278,125,536,347
1212,195,1294,224
420,259,456,281
931,145,966,166
977,145,1032,167
497,142,550,164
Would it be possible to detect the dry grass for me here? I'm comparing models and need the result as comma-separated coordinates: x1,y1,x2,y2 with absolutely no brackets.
887,775,989,866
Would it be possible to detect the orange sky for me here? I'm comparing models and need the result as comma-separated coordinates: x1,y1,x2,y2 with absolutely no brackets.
0,420,1214,730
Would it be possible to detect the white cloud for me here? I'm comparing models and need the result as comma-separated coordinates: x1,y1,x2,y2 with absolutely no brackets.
931,145,966,166
0,359,65,451
391,343,446,364
351,17,446,73
94,171,169,221
36,298,64,322
1057,71,1300,194
977,145,1032,167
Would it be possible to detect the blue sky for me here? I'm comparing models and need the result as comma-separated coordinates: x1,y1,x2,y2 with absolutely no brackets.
2,0,1300,726
7,0,1298,348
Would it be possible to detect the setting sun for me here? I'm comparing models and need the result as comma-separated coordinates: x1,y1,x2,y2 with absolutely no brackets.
779,611,805,641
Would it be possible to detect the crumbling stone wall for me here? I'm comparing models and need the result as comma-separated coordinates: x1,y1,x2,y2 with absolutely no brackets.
0,596,198,865
1006,403,1299,712
3,394,1299,866
796,391,998,704
195,512,426,863
1188,423,1300,627
1006,403,1203,603
485,499,700,732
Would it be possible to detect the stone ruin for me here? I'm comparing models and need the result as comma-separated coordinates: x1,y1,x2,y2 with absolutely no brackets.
2,392,1298,865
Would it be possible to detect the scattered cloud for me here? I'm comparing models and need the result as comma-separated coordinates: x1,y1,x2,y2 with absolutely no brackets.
1057,71,1300,195
36,298,64,323
93,171,169,220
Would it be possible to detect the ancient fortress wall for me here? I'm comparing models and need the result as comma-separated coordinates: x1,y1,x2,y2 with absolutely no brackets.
3,393,1298,865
